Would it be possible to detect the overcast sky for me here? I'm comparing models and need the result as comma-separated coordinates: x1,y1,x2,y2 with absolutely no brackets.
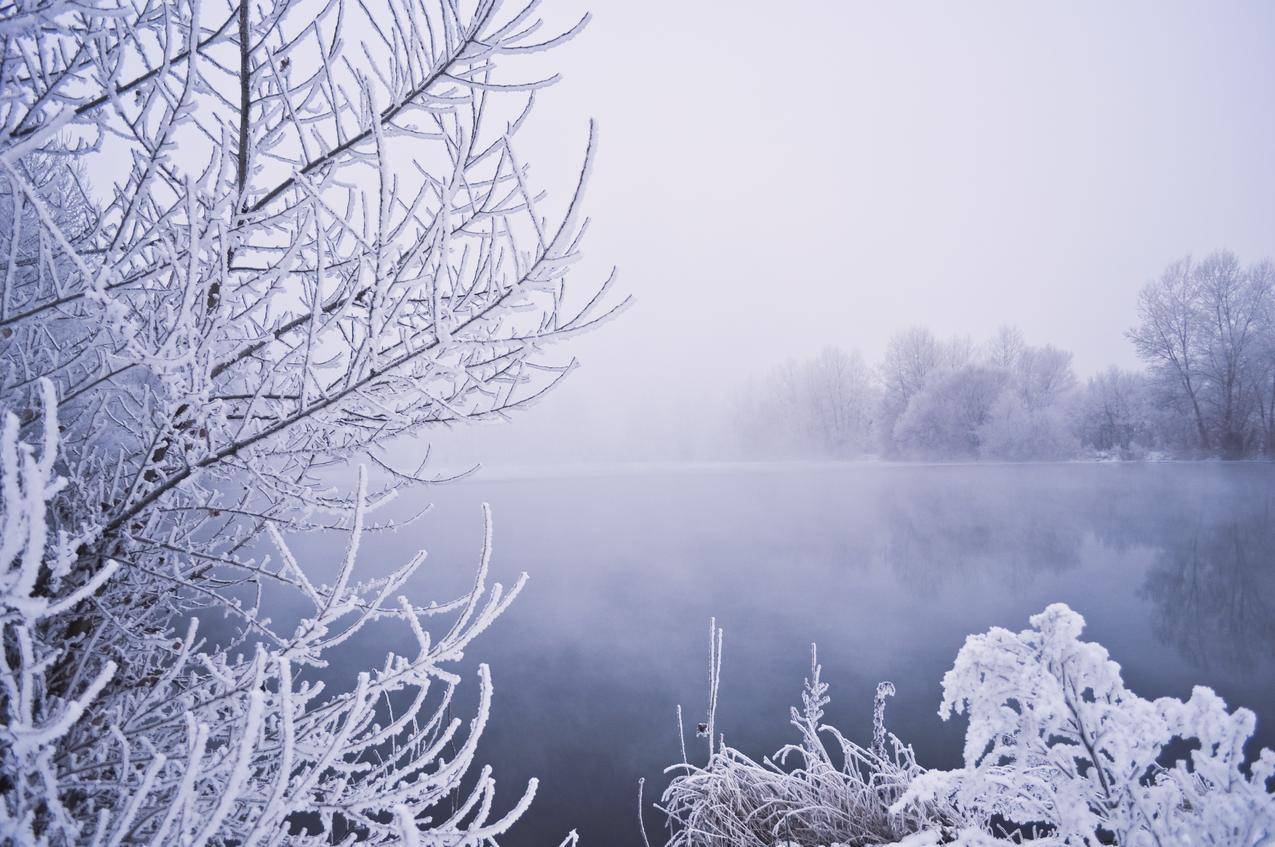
430,0,1275,461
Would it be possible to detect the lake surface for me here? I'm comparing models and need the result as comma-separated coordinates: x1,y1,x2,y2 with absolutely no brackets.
333,462,1275,845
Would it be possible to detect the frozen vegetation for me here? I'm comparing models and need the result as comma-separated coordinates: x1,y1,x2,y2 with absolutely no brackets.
2,392,536,844
735,266,1275,462
0,0,619,842
659,627,936,846
660,608,1275,846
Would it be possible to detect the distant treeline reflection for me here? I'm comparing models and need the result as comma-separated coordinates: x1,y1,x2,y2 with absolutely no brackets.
861,467,1275,673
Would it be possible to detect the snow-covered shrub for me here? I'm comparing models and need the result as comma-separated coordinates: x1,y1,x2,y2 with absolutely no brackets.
659,608,1275,847
892,604,1275,844
658,626,942,847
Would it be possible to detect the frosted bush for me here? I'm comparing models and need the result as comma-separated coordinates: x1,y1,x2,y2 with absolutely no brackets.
658,624,942,847
891,604,1275,844
660,609,1275,847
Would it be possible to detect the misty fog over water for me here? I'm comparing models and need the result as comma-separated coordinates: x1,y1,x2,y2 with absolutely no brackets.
312,461,1275,845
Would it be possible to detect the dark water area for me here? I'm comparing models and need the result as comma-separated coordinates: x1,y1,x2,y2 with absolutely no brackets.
315,462,1275,845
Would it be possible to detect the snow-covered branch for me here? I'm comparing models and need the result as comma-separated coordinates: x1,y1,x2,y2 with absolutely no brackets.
1,387,537,843
1,0,615,841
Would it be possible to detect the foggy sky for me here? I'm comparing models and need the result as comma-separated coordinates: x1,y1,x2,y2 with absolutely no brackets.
423,0,1275,464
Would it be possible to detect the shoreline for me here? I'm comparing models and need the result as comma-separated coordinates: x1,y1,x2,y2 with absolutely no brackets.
437,455,1275,483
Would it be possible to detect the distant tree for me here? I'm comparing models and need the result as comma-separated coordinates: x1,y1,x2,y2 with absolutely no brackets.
881,327,944,405
893,364,1006,458
1011,345,1077,411
983,324,1027,370
1130,251,1275,456
941,334,976,371
1129,257,1212,452
1194,252,1270,456
735,347,877,458
803,347,877,456
1256,269,1275,455
1076,367,1156,455
977,344,1078,460
733,361,803,456
742,278,1275,463
878,327,945,455
979,392,1078,461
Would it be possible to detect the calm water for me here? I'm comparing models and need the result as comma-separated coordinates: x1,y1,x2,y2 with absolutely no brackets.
322,462,1275,845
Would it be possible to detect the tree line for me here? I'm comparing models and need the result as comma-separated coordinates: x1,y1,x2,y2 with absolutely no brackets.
735,251,1275,460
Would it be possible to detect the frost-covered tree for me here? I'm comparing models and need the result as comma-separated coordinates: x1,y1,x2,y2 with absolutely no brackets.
0,0,620,841
1195,253,1271,456
977,344,1078,461
981,324,1025,372
734,347,877,459
1008,344,1075,412
977,393,1077,461
1244,261,1275,456
877,327,946,455
1075,367,1155,456
741,329,1087,461
1129,251,1275,457
1256,340,1275,457
877,329,985,458
881,328,945,405
804,347,877,456
1129,257,1212,452
892,365,1005,459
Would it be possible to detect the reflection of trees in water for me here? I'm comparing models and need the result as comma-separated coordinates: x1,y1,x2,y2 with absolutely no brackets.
877,466,1275,673
1141,502,1275,673
878,469,1086,594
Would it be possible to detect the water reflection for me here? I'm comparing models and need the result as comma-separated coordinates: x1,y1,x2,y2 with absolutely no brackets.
343,463,1275,846
1143,507,1275,672
877,471,1086,590
865,465,1275,673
